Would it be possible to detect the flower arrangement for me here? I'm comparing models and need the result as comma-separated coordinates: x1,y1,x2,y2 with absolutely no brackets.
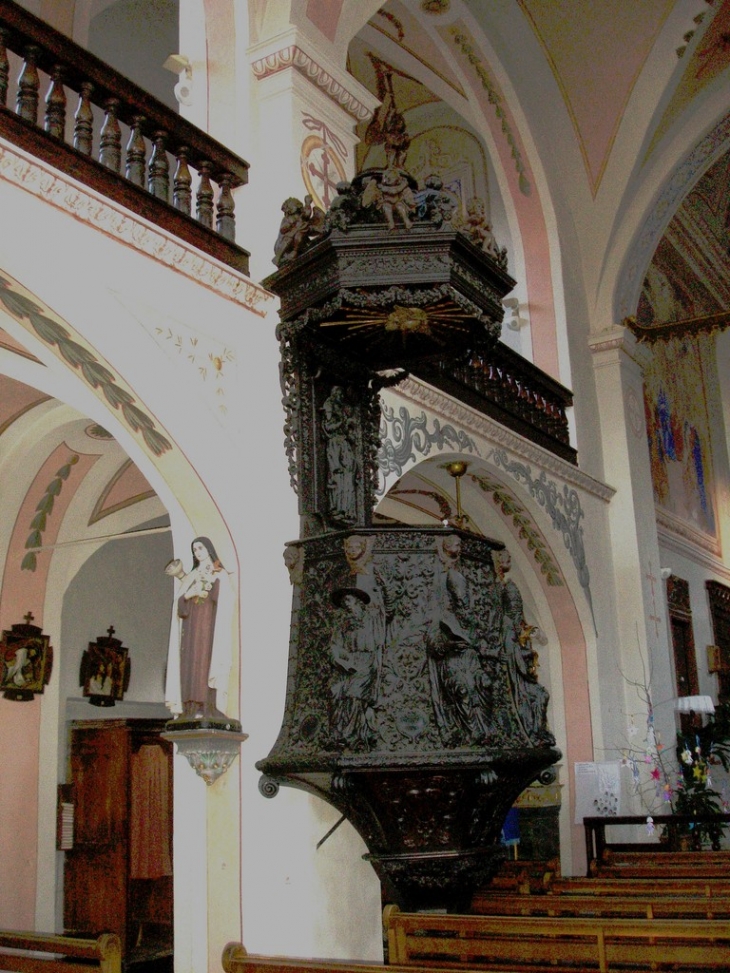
621,694,730,848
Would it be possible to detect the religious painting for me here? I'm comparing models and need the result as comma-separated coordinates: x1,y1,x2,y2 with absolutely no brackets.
0,613,53,701
643,333,717,536
79,626,130,706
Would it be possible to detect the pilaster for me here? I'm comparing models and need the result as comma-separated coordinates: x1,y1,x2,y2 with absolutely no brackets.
246,31,379,280
588,325,676,757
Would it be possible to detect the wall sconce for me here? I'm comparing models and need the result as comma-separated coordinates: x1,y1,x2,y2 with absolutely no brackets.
502,297,525,331
163,54,194,107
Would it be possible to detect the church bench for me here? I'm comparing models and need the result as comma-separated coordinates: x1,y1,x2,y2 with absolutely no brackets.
222,942,670,973
589,858,730,879
550,876,730,897
599,848,730,868
383,904,730,972
487,858,560,894
471,890,730,919
0,931,121,973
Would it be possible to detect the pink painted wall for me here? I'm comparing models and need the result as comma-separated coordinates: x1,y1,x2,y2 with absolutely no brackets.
0,445,97,928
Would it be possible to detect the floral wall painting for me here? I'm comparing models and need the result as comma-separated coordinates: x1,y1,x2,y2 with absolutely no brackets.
643,333,716,536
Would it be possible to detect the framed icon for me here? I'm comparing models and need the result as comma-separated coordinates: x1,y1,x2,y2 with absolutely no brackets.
0,612,53,701
79,626,130,706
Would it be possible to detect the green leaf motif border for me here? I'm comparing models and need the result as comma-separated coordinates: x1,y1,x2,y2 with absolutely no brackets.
0,276,172,457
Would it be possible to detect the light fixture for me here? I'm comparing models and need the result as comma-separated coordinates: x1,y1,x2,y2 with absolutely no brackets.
163,54,194,107
674,695,715,714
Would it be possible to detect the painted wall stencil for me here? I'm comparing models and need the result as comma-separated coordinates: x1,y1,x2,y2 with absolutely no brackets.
643,334,717,535
0,612,53,701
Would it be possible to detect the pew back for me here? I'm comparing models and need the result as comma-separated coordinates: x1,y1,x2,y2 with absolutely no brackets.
0,931,121,973
383,904,730,972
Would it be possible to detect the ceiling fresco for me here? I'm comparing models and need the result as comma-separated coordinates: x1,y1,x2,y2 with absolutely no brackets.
637,148,730,331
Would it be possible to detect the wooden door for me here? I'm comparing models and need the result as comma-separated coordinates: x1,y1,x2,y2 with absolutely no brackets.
64,722,129,943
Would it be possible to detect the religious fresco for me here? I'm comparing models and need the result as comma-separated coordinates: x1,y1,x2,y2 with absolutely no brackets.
636,151,730,329
643,333,716,536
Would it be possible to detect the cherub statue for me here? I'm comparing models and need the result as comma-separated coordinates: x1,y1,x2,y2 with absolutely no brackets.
362,168,416,230
273,194,326,266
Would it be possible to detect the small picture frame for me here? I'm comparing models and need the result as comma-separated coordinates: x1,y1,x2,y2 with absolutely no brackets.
79,626,130,707
0,612,53,701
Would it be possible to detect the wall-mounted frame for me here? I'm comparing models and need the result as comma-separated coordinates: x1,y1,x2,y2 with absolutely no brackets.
0,612,53,701
79,626,130,706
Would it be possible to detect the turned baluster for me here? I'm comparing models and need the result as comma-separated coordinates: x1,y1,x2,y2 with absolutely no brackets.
16,45,40,123
99,98,121,172
147,131,169,201
73,82,94,155
173,147,192,214
125,115,146,186
216,172,235,240
0,29,9,107
196,161,214,228
44,65,67,139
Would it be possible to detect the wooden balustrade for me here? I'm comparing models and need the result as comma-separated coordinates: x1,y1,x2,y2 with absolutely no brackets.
0,0,250,274
413,339,577,465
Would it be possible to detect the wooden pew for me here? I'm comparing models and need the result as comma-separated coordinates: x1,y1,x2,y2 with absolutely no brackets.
550,875,730,897
600,848,730,868
471,889,730,919
384,903,730,972
593,847,730,878
0,931,121,973
590,858,730,879
222,942,663,973
487,858,560,894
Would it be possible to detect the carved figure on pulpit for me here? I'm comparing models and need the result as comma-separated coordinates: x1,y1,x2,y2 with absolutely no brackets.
364,80,411,171
273,195,326,267
321,387,358,523
362,169,416,230
492,549,554,746
427,536,494,746
165,536,234,721
462,196,500,258
329,587,381,749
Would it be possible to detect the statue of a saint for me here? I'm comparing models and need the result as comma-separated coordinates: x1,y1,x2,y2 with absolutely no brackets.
321,387,358,524
492,549,554,745
329,587,381,749
427,536,494,746
165,536,234,721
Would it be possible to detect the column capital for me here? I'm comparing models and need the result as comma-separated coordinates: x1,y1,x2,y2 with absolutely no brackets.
588,323,651,371
249,33,379,122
